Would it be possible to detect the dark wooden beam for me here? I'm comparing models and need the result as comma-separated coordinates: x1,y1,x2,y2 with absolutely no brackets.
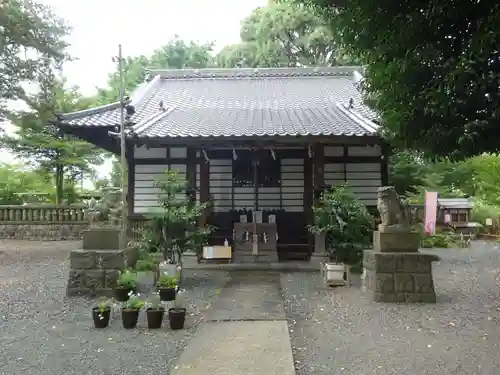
313,143,325,192
303,153,313,255
128,135,382,148
133,155,384,165
127,143,135,216
198,158,210,227
58,125,119,154
186,146,197,203
380,141,390,186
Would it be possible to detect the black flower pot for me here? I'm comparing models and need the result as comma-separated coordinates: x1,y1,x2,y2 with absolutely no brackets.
146,308,165,329
158,288,176,301
92,307,110,328
168,308,186,330
121,309,140,329
115,287,135,302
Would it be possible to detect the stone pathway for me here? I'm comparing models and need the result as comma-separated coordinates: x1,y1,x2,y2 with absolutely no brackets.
171,272,295,375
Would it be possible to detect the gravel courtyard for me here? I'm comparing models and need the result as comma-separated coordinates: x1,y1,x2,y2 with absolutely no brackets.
0,241,229,375
281,241,500,375
3,240,500,375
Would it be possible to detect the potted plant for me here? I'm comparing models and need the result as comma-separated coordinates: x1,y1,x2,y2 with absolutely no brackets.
121,293,144,329
309,185,373,285
156,274,178,301
142,170,214,280
146,293,165,329
92,297,111,329
115,270,138,301
168,289,187,330
135,256,158,294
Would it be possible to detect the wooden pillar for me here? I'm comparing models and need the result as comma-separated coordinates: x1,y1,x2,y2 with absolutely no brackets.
303,152,313,256
380,141,390,186
313,143,325,199
198,153,210,227
186,147,197,203
126,143,135,216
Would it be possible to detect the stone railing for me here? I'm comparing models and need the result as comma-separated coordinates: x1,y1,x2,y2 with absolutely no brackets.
0,204,89,240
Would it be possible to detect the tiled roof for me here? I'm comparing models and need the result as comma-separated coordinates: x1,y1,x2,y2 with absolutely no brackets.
59,66,379,138
438,198,472,209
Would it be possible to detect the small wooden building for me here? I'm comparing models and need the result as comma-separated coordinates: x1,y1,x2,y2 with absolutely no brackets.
57,67,388,261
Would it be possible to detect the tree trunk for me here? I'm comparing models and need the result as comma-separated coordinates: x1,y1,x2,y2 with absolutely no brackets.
55,165,64,205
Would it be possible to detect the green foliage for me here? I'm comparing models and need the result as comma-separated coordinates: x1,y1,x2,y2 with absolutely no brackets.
96,37,215,103
142,170,213,263
309,185,373,264
470,200,500,227
306,0,500,158
420,233,456,249
147,294,164,310
134,258,157,272
388,151,429,196
116,270,137,289
124,294,145,310
0,72,104,204
156,275,178,289
95,297,111,312
0,0,68,113
216,0,356,68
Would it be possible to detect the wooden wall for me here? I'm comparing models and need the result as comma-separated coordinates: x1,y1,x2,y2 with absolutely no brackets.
132,144,382,212
323,145,381,206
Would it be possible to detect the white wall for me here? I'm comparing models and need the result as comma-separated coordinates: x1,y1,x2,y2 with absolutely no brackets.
132,145,382,214
324,145,381,205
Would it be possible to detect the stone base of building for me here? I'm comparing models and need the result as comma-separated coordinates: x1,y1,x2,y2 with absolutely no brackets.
66,246,138,297
363,250,440,303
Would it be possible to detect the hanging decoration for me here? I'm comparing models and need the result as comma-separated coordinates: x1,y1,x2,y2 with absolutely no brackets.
270,148,276,160
308,144,313,158
202,149,210,163
232,147,238,161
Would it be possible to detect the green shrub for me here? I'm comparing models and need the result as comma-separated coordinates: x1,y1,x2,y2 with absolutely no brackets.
135,258,157,272
309,185,373,264
420,232,456,248
116,270,137,289
156,274,177,289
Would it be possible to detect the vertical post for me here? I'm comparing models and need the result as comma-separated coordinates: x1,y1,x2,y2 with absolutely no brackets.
252,157,259,257
118,44,128,249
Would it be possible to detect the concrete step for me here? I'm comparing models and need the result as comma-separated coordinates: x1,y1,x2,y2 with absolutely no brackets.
233,250,279,263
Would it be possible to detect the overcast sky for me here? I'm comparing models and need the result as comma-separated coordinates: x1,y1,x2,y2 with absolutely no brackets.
43,0,267,95
1,0,266,178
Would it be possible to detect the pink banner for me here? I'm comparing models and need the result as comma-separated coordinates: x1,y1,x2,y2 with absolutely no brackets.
424,191,438,235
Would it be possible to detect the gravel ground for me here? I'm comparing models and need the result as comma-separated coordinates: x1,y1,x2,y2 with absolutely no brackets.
281,241,500,375
0,241,229,375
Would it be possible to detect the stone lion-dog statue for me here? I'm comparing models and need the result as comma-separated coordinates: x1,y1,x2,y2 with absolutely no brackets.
377,186,411,232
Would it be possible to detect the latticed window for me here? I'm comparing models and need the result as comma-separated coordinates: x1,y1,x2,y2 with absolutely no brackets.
232,151,281,188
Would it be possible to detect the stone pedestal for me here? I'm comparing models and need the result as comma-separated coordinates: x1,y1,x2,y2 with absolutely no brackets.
363,251,439,302
373,230,420,253
66,228,138,297
364,229,439,303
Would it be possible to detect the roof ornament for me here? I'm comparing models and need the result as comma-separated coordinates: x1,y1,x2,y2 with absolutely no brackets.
270,148,276,160
202,148,210,163
348,97,354,109
308,144,313,158
232,147,238,161
159,100,165,112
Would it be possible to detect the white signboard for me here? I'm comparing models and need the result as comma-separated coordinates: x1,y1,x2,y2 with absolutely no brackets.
486,218,493,226
203,246,214,259
444,214,452,223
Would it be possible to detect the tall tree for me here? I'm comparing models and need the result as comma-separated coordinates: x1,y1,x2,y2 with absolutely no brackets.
216,0,355,68
96,37,215,103
305,0,500,158
0,69,104,204
0,0,68,114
